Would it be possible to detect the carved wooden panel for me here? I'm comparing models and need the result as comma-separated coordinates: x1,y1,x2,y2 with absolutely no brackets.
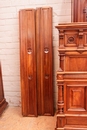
65,33,78,47
66,85,86,112
36,7,53,115
19,9,37,116
57,25,87,49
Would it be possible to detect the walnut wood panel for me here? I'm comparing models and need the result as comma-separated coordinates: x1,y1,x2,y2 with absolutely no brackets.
19,9,37,116
56,115,87,129
36,7,53,115
0,62,8,115
55,23,87,129
66,84,87,112
71,0,87,22
65,56,87,71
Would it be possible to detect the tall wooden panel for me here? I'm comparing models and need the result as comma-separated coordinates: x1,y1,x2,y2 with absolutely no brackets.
71,0,87,22
36,7,53,115
0,62,8,115
19,9,37,116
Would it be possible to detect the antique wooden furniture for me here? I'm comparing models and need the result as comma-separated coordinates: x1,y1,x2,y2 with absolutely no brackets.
55,22,87,129
19,9,37,116
19,7,53,116
36,7,53,116
0,62,8,115
71,0,87,22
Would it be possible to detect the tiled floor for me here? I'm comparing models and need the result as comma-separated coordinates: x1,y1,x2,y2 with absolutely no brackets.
0,107,56,130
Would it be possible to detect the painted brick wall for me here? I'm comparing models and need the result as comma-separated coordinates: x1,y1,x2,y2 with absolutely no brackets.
0,0,71,108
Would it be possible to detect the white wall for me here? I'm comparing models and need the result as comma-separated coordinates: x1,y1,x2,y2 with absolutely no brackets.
0,0,71,108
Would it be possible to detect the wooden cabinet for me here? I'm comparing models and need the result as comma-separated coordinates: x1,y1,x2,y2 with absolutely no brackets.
0,63,8,115
55,23,87,129
19,8,53,116
71,0,87,22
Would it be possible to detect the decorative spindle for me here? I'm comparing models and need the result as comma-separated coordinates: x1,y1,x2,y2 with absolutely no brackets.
57,81,64,114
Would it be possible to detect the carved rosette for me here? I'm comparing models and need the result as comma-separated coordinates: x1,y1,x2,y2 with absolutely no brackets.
67,35,77,46
65,34,78,47
68,36,75,44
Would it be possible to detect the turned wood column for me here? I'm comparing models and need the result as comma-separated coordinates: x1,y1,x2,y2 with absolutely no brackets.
57,74,64,114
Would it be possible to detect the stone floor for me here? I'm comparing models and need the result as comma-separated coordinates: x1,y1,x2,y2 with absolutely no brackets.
0,107,56,130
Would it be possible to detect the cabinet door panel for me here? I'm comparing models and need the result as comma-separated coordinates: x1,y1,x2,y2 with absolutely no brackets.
65,84,87,113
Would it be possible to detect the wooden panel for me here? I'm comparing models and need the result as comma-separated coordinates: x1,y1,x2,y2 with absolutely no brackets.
36,7,53,115
57,117,66,128
66,117,87,125
19,9,37,116
66,85,87,112
71,0,87,22
65,32,78,47
65,56,87,71
56,116,87,130
81,0,87,22
71,0,78,22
